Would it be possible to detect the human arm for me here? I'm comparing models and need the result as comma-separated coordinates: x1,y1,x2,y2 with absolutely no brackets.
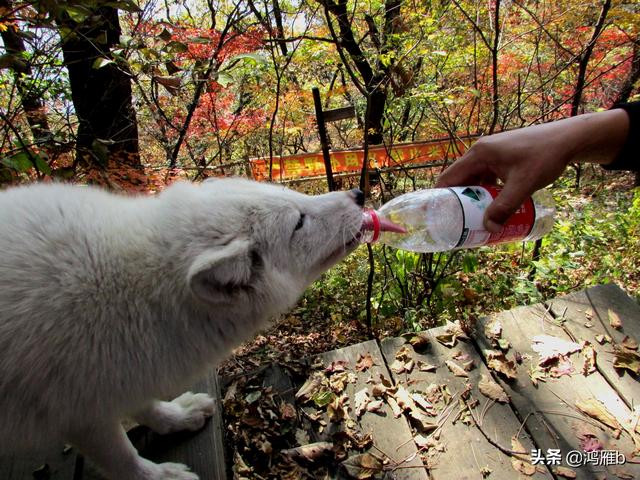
435,105,635,232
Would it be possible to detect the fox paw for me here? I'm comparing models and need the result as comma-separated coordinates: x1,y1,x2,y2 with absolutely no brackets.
147,462,199,480
170,392,216,432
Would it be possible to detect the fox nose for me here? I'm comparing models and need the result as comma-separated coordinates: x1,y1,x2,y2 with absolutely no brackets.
350,189,365,207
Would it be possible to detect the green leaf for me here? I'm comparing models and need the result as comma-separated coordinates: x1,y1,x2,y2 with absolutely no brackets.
105,0,142,13
216,71,233,87
165,41,188,54
312,390,334,408
1,151,33,172
92,57,114,69
33,155,52,175
228,52,266,66
63,5,92,23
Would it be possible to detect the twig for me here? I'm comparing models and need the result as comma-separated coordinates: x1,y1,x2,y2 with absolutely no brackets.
463,398,529,457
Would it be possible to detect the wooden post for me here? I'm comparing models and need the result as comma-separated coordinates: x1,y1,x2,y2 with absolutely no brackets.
312,87,336,192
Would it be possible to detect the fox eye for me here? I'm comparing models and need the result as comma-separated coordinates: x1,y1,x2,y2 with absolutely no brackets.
294,213,306,231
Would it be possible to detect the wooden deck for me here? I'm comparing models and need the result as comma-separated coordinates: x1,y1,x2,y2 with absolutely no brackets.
2,284,639,479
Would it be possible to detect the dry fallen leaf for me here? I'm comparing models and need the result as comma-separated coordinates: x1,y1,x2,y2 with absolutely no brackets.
575,398,623,434
578,432,603,452
435,332,457,348
511,437,536,476
549,356,575,378
418,361,437,372
405,332,430,351
282,441,334,463
411,392,435,414
581,341,597,376
595,334,612,345
622,336,639,351
529,365,547,387
354,388,370,419
445,360,469,377
485,349,518,380
609,309,623,330
355,352,375,372
613,348,640,375
296,372,327,403
341,452,383,479
531,334,582,366
366,399,384,414
478,374,509,403
553,466,577,478
386,395,403,418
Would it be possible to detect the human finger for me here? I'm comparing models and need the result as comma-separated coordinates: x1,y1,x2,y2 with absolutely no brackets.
484,180,534,233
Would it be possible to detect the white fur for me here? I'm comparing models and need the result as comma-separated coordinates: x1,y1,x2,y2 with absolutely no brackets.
0,178,363,479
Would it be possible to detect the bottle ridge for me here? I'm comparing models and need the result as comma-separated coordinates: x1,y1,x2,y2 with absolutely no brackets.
360,186,555,253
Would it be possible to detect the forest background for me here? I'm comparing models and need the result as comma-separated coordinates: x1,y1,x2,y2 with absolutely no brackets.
0,0,639,368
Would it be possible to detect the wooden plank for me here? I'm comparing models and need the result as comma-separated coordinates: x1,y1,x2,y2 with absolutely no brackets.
231,341,428,480
323,106,356,123
81,370,227,480
314,340,428,480
475,301,640,480
380,328,551,480
548,284,640,407
0,447,77,480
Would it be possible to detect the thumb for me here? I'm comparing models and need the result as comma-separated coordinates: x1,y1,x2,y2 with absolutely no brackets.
484,182,532,233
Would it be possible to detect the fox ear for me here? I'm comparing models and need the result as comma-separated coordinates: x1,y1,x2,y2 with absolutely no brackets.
187,238,255,304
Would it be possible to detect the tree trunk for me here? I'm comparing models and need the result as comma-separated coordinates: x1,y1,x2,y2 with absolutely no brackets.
0,0,51,142
570,0,611,189
56,5,140,167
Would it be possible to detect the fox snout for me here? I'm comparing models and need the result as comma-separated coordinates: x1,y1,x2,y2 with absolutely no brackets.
350,189,365,207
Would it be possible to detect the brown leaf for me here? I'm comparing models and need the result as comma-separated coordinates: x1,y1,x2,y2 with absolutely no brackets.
484,318,503,341
356,352,375,372
342,452,383,479
485,350,518,379
613,348,640,375
478,375,509,403
581,341,597,376
282,442,334,463
411,392,435,414
153,75,181,95
418,361,437,372
390,358,406,374
528,365,546,387
354,388,370,419
405,332,430,351
327,394,349,423
394,385,416,411
575,398,623,433
549,356,575,378
386,396,403,418
445,360,468,377
295,372,326,403
622,336,639,350
435,332,457,348
609,309,623,330
366,399,384,414
511,437,535,476
553,466,577,479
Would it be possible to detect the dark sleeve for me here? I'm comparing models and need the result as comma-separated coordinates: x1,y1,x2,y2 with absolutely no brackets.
603,101,640,172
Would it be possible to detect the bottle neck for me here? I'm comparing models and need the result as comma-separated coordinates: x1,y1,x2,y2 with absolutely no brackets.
360,209,381,244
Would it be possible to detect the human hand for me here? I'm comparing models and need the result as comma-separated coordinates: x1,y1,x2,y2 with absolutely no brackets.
435,109,629,232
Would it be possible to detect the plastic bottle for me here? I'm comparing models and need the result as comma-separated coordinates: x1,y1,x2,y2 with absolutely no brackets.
360,186,555,253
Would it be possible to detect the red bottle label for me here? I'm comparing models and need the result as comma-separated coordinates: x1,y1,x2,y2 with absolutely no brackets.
451,186,535,248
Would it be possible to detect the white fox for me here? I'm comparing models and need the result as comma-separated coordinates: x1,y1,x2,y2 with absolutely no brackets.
0,178,364,479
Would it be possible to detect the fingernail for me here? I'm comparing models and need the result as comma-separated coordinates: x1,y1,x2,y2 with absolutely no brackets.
485,219,503,233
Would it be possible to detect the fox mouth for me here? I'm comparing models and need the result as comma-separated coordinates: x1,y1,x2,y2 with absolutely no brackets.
317,234,360,273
